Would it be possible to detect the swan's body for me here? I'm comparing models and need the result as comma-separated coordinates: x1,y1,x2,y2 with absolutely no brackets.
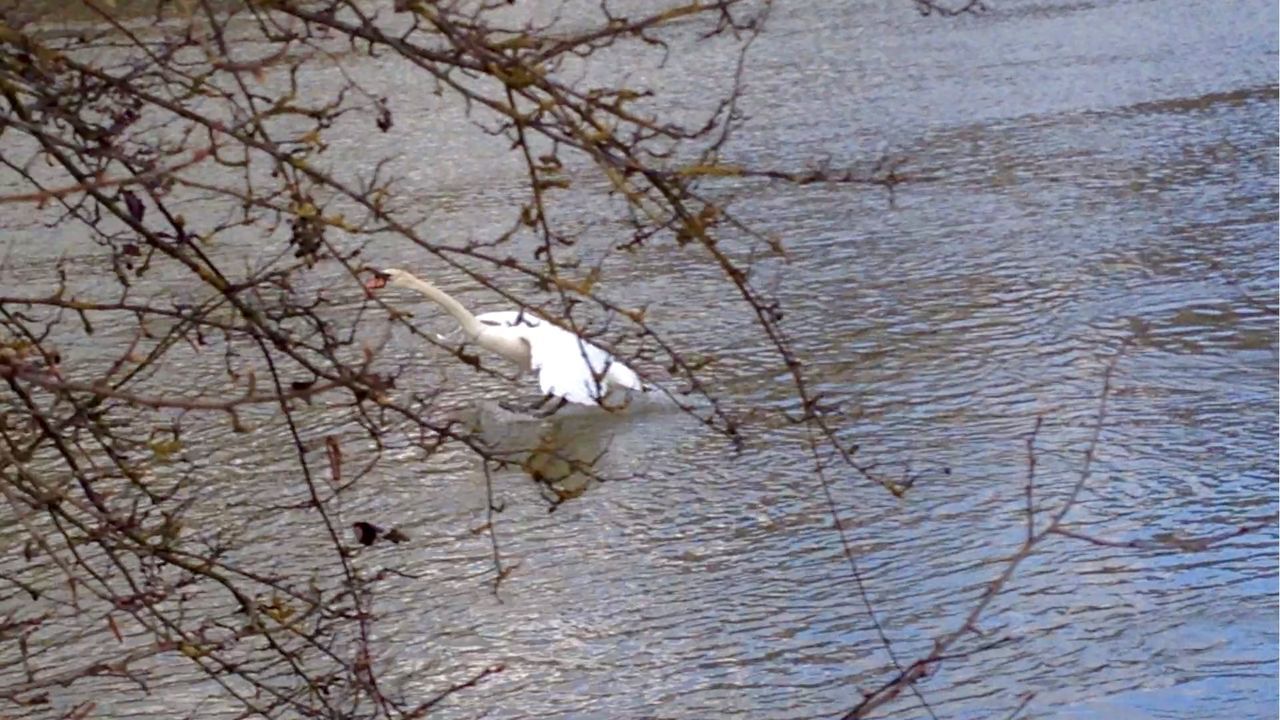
366,268,645,407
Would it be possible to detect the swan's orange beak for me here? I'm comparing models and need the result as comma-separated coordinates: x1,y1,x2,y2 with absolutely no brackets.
364,272,389,291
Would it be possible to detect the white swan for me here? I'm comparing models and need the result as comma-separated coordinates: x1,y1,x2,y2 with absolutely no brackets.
365,268,647,409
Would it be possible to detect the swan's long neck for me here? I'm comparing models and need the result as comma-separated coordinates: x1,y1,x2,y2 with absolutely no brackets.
397,274,481,338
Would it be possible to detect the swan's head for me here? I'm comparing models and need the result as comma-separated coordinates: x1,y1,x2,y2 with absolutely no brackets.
363,267,415,292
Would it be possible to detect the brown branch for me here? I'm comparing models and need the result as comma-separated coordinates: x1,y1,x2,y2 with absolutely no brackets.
0,146,214,206
842,347,1127,719
404,663,505,719
4,364,349,411
1051,518,1275,552
0,641,176,703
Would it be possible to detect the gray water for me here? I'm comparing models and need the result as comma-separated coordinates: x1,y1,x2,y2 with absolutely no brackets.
0,0,1276,718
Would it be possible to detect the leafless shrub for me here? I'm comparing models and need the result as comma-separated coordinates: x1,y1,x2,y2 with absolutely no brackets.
0,1,903,716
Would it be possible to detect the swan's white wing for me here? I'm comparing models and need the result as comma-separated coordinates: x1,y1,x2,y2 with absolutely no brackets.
525,323,612,404
600,348,643,391
527,324,640,404
474,310,642,404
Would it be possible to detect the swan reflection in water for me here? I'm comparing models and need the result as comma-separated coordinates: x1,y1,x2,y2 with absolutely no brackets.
471,400,660,506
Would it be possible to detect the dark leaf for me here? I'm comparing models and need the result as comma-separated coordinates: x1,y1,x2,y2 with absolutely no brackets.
352,521,408,546
352,521,380,546
376,98,393,132
122,190,145,222
325,436,342,485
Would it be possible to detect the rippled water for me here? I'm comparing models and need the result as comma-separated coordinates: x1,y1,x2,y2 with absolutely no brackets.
1,0,1277,718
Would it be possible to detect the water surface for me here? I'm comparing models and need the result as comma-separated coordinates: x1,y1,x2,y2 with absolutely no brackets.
0,1,1276,718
